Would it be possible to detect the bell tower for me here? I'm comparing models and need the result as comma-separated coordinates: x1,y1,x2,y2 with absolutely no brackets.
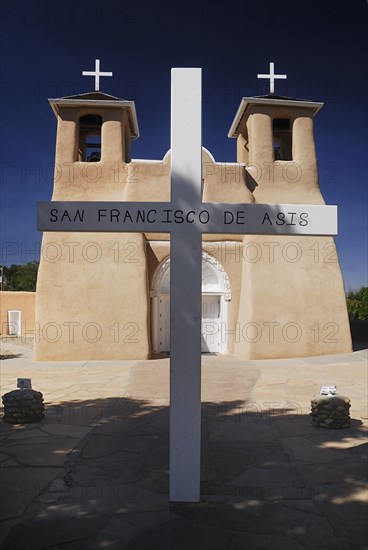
228,63,352,359
228,95,324,204
34,63,150,362
49,90,139,201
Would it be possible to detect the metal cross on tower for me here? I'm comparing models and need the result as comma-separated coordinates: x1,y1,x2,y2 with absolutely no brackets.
257,61,287,94
82,59,113,91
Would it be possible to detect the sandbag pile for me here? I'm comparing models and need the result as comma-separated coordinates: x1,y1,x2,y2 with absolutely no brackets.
2,389,45,424
311,395,351,429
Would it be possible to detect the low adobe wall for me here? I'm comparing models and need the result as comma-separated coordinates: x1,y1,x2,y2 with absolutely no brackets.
0,291,36,337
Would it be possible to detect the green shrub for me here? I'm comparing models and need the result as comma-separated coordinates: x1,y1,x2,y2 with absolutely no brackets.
1,262,39,292
346,286,368,321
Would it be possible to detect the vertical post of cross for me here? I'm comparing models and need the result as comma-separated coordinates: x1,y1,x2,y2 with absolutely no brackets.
169,68,202,502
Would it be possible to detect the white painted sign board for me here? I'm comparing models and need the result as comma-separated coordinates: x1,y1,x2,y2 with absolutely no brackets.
320,385,337,395
38,68,338,502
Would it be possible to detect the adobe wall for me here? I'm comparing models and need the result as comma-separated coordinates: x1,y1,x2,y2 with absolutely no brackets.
124,149,253,242
34,233,150,361
235,235,352,359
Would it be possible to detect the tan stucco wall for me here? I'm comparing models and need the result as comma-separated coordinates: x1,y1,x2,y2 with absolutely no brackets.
235,235,352,359
34,99,352,361
125,149,252,242
0,291,36,336
34,233,150,361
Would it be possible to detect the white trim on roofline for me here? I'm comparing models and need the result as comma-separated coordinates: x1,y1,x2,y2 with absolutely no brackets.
48,98,140,139
228,97,324,138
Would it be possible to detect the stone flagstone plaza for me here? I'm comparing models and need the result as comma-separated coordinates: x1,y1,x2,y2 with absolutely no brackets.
0,340,367,549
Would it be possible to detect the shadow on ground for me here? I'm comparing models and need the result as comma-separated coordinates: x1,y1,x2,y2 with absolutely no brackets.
0,355,23,361
1,394,367,550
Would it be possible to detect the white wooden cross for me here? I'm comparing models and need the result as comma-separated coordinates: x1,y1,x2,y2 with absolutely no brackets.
38,68,337,502
257,61,287,94
82,59,113,91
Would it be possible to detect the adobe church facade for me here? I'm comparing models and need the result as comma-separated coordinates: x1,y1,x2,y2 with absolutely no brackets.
34,88,352,361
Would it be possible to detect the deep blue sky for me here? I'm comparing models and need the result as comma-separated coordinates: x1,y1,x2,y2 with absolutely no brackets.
0,0,367,290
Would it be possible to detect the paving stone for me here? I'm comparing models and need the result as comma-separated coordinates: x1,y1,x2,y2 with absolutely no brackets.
124,518,233,550
120,509,179,530
4,507,111,550
171,499,319,536
5,436,51,446
0,456,20,467
226,466,306,501
271,416,320,437
42,424,92,438
282,436,350,463
3,437,80,466
307,432,367,450
287,515,346,549
112,484,170,514
71,456,145,488
81,434,134,459
0,515,32,547
209,418,278,441
0,451,13,462
7,428,50,440
298,459,367,489
135,468,169,495
280,498,323,515
127,362,169,401
0,467,62,520
42,541,93,549
228,466,273,486
229,533,307,550
87,517,139,549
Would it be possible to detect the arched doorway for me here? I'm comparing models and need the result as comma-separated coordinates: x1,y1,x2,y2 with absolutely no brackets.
151,252,231,354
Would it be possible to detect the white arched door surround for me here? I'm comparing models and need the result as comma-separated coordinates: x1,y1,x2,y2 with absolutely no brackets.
151,252,231,354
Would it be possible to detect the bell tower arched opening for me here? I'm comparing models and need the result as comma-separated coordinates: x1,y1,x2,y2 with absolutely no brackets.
78,114,102,162
272,117,292,160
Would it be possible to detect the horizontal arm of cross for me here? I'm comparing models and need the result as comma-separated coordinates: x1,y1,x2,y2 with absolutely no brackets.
37,201,337,236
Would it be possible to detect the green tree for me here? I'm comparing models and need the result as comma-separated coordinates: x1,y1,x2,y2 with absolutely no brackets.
2,262,39,291
346,286,368,321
